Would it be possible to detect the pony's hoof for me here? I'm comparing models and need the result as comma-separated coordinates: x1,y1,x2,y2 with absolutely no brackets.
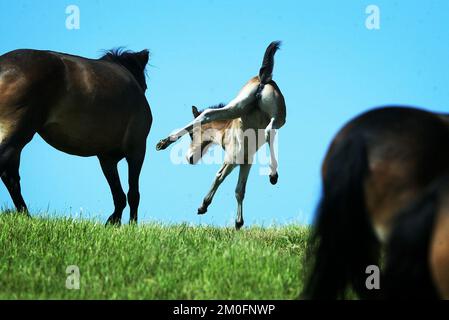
105,215,121,226
198,206,208,215
269,173,279,185
235,220,244,230
156,138,170,151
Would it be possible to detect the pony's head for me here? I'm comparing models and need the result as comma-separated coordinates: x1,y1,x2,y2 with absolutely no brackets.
186,105,227,165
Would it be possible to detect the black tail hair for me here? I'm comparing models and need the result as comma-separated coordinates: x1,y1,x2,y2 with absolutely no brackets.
256,41,281,98
259,41,281,84
383,177,443,300
302,135,381,300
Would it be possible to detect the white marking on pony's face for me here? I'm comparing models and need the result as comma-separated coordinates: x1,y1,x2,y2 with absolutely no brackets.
186,124,224,164
186,127,211,164
185,146,198,164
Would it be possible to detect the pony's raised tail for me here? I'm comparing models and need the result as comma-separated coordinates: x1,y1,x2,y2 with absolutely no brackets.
256,41,281,98
302,135,381,300
258,41,281,84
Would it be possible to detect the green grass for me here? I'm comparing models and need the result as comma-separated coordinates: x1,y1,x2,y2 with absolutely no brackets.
0,213,307,299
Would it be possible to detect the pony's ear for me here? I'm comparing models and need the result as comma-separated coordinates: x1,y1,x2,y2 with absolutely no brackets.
137,49,150,66
192,106,200,118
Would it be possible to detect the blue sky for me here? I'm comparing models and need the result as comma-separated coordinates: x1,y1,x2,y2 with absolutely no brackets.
1,0,449,226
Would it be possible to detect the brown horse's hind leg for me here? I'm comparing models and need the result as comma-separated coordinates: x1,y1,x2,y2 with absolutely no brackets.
126,148,145,224
0,121,37,215
99,156,127,226
0,148,28,214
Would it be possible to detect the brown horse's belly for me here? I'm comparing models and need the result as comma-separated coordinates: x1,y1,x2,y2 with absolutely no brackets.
38,121,124,157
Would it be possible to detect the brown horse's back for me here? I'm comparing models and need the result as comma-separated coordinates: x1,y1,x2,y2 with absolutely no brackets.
0,49,151,157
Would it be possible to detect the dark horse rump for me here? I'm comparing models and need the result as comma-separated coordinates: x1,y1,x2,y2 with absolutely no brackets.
382,175,445,299
303,106,449,299
0,48,153,224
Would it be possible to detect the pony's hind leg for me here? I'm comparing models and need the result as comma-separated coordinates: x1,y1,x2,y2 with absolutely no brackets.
99,156,127,226
126,149,145,224
235,164,252,230
156,81,259,151
266,123,279,185
198,163,236,214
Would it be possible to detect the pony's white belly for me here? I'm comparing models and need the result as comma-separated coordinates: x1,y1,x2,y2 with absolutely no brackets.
223,120,266,164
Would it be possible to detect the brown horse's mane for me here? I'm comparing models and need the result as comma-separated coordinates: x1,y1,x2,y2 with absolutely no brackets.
100,48,149,90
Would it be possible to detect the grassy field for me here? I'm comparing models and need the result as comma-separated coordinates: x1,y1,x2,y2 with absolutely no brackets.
0,213,307,299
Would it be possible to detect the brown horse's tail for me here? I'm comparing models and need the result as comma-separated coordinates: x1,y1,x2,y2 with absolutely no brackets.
256,41,281,98
302,135,381,300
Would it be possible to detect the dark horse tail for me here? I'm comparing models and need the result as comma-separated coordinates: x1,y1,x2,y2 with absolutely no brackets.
302,135,381,299
383,177,443,299
256,41,281,98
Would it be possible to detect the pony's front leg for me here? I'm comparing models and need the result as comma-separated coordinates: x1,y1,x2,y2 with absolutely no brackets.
198,163,236,214
235,164,252,230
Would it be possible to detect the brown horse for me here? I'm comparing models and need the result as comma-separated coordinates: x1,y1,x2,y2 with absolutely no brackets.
0,48,152,225
303,106,449,299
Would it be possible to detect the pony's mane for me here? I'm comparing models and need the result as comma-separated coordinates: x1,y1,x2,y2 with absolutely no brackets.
100,48,149,90
199,103,226,114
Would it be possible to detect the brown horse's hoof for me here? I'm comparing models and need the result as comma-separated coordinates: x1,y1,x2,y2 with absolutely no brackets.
235,220,244,230
19,210,31,218
198,206,208,215
269,172,279,185
105,215,122,226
